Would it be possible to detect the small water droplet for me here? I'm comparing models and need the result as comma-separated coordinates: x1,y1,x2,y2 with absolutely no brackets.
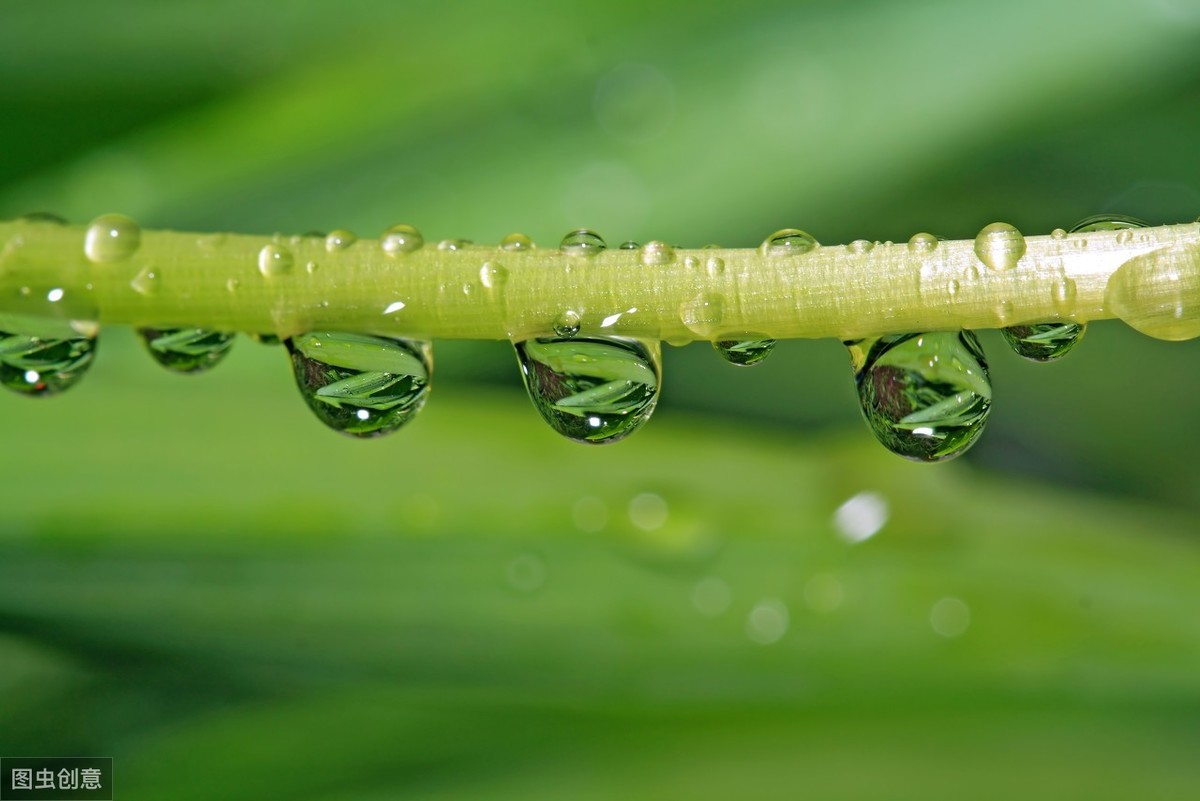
130,266,159,296
907,232,939,252
325,229,357,252
760,228,818,257
514,336,660,444
226,278,240,293
258,244,293,277
705,256,726,278
1069,214,1149,233
846,331,992,462
1001,322,1086,362
380,224,424,255
640,241,674,265
713,338,775,366
500,232,533,252
553,309,581,337
559,228,607,255
84,213,141,262
995,299,1015,324
619,240,640,250
684,255,700,270
679,293,724,337
438,238,467,252
847,239,874,254
973,222,1026,271
1105,243,1200,341
305,261,319,274
197,233,226,250
947,279,960,297
0,329,96,397
479,261,508,290
1050,228,1068,240
1052,277,1077,313
287,332,432,438
137,327,235,373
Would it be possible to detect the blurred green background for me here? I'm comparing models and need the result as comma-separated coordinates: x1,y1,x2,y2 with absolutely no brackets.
2,1,1199,798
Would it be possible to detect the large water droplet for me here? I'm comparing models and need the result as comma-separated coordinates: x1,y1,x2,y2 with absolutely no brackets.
84,213,141,262
500,233,533,252
714,338,776,367
973,222,1025,271
0,329,96,397
679,293,724,337
640,241,674,265
287,332,432,438
1105,243,1200,341
847,331,992,463
1069,214,1149,233
325,229,357,252
258,244,293,277
553,309,581,338
560,229,607,255
380,224,424,255
1000,322,1085,362
514,336,659,445
479,261,508,289
137,327,235,373
760,229,818,257
907,232,939,252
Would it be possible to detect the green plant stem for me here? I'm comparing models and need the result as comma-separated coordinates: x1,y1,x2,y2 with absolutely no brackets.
2,219,1199,342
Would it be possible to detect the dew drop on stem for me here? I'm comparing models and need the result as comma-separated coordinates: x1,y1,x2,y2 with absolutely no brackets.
84,213,141,263
287,332,432,438
846,331,992,463
514,336,660,445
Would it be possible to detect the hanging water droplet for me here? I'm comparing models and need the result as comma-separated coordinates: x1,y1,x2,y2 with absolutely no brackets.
130,266,159,296
84,213,141,263
679,293,725,338
553,310,581,338
714,338,776,367
137,327,235,373
500,233,533,252
514,336,659,445
287,332,432,438
907,232,939,252
1069,214,1149,233
973,222,1025,271
640,241,674,265
1104,243,1200,341
619,240,640,250
479,261,508,290
1000,323,1086,362
0,329,96,397
250,333,282,346
560,229,607,255
760,229,818,257
325,229,357,252
380,224,424,255
846,331,992,463
258,244,293,277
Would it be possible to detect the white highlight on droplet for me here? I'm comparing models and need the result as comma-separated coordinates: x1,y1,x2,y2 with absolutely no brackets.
930,597,971,638
46,288,64,302
746,598,789,645
833,491,889,544
383,301,406,314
